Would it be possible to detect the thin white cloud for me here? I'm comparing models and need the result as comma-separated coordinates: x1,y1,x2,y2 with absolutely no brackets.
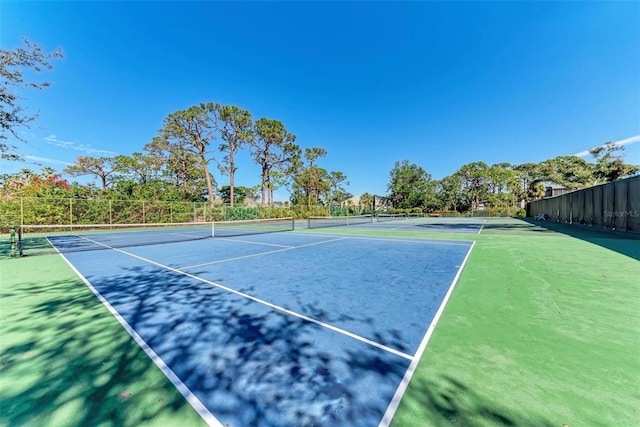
574,135,640,157
24,155,73,166
573,150,592,157
43,134,118,156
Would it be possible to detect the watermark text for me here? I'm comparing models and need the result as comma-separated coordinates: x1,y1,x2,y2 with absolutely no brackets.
605,210,639,218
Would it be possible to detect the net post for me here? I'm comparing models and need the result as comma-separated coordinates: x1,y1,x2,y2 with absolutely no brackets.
17,226,23,257
9,225,16,258
211,221,215,238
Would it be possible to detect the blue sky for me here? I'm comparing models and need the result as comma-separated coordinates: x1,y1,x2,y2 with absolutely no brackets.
2,1,639,200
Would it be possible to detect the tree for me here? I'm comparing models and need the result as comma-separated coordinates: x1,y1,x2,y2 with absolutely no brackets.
486,163,522,209
1,38,63,160
527,182,546,200
513,162,544,200
155,104,218,204
455,162,489,210
290,147,330,208
359,192,374,212
217,105,254,207
328,171,351,206
437,174,464,212
268,170,292,206
111,153,188,201
144,135,210,201
387,160,435,210
113,152,159,185
252,118,298,206
539,156,593,190
590,142,639,184
64,156,119,192
1,167,71,198
217,185,256,205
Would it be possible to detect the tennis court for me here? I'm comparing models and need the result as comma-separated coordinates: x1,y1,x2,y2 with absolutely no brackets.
14,221,474,426
306,215,486,234
2,217,638,427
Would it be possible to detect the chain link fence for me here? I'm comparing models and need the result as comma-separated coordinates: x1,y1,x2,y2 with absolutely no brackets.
0,198,322,233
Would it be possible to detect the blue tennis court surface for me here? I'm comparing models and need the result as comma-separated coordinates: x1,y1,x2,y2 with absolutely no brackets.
60,231,474,426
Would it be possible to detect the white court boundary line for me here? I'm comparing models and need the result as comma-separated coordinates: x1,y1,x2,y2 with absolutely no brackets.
330,217,487,234
217,238,294,248
293,231,473,246
57,251,223,427
181,236,348,269
385,220,486,234
378,240,476,427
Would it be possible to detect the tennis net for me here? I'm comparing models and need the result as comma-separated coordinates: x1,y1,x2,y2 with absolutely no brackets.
212,217,294,237
376,213,408,222
17,222,214,256
307,214,374,229
16,217,295,256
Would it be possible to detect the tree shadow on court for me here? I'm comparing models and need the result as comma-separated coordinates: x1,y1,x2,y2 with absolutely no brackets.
391,373,555,427
480,219,562,235
479,218,639,260
415,223,484,232
1,256,403,426
87,264,411,426
518,217,640,261
290,293,413,356
0,269,207,427
1,256,555,427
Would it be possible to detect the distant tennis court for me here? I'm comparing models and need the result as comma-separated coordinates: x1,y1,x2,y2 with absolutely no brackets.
22,220,474,426
307,214,486,234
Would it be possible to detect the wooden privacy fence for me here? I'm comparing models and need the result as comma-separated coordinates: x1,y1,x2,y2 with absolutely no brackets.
527,175,640,233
